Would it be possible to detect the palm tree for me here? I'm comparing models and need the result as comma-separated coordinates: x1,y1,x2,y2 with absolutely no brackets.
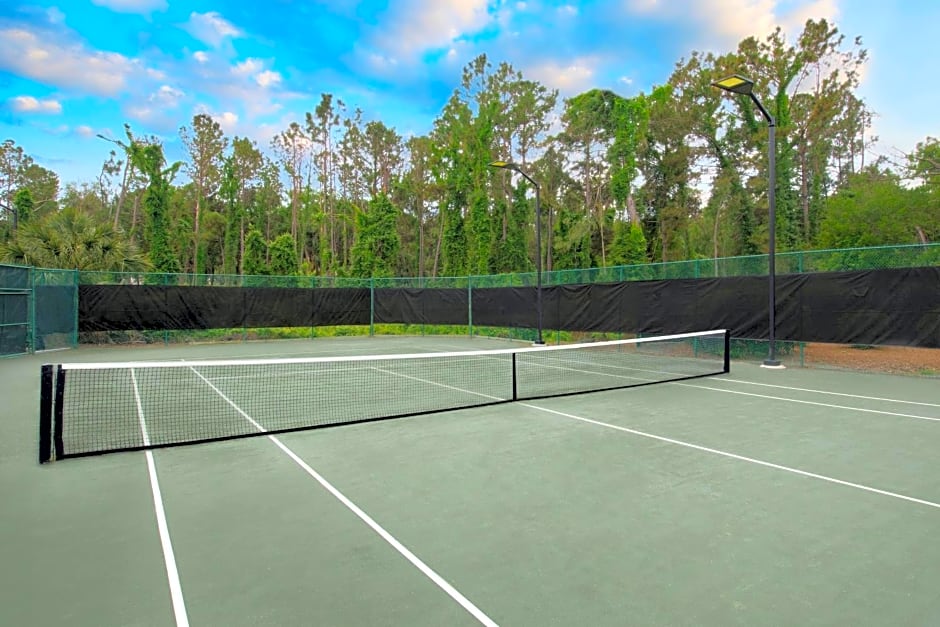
0,206,150,271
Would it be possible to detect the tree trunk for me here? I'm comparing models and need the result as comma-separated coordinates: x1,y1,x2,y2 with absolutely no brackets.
546,200,553,272
800,147,810,240
290,179,299,242
113,160,130,230
239,216,245,275
193,195,201,274
130,195,140,240
431,213,445,277
417,196,425,278
713,205,721,260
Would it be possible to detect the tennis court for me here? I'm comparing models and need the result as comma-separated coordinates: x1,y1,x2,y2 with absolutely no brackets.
2,333,939,626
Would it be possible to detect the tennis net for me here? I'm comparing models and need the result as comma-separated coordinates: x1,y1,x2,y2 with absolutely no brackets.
39,329,729,462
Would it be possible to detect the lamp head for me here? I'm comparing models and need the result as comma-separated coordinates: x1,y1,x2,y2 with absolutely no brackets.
712,74,754,95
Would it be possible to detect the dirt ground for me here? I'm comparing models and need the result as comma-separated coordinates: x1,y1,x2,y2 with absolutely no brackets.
803,343,940,376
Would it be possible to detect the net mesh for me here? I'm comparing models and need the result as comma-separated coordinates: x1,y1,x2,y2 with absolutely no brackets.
41,330,728,461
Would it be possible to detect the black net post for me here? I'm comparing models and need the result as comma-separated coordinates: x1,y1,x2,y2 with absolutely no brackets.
723,330,731,373
53,366,65,460
39,365,54,463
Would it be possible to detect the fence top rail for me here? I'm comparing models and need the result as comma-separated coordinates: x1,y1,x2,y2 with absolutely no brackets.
24,242,940,287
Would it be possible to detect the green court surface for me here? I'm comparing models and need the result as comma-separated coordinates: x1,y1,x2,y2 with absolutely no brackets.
2,335,939,626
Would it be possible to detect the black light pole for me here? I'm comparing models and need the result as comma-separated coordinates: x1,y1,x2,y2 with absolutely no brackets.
713,75,782,368
489,161,545,345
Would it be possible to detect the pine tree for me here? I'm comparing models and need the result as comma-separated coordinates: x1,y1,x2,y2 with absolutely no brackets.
243,229,268,275
351,193,401,277
608,221,648,265
268,233,298,275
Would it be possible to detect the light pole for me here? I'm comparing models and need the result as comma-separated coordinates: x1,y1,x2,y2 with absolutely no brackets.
712,74,782,368
489,161,545,345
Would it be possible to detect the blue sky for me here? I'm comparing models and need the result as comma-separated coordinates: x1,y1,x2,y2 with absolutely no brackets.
0,0,936,185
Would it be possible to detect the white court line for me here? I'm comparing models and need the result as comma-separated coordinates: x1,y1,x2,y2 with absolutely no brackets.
509,356,940,424
520,403,940,511
714,378,940,408
371,367,506,402
375,367,940,512
131,369,190,627
187,367,499,627
674,383,940,423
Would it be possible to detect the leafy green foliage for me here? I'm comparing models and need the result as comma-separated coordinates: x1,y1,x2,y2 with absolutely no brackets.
351,193,401,278
4,24,935,284
0,206,149,270
608,221,648,266
492,184,533,273
243,229,268,275
13,188,33,225
268,233,298,276
818,168,935,248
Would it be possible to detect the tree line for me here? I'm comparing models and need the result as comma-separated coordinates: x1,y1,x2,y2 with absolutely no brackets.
1,19,937,276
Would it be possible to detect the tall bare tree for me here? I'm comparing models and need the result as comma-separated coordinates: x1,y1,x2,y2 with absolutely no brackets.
180,114,228,273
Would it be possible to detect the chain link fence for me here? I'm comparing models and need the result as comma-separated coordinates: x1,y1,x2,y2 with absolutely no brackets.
12,242,940,352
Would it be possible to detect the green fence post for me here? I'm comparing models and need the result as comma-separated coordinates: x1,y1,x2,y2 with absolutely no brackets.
163,272,170,346
468,275,474,338
71,269,79,348
369,277,375,337
420,276,426,337
28,266,36,354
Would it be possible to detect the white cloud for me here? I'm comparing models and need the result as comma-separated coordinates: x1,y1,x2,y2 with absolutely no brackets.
91,0,168,14
213,111,239,132
233,58,264,76
194,51,209,63
75,125,95,138
10,95,63,114
361,50,400,72
618,76,634,86
185,56,291,121
125,86,184,130
229,58,283,90
0,27,136,96
781,0,840,34
147,67,166,80
372,0,492,59
625,0,839,46
558,4,578,16
255,70,282,88
46,7,66,24
526,57,599,94
151,85,184,107
126,105,156,122
185,11,243,47
192,104,241,134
